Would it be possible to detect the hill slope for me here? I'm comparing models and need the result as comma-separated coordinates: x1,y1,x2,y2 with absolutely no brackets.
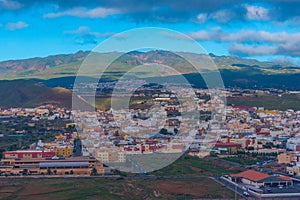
0,50,299,79
0,80,92,109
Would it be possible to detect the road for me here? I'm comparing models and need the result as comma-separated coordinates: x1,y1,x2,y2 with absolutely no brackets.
213,176,300,199
212,176,255,199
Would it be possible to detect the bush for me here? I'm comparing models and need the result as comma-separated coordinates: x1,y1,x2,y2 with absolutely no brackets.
247,146,254,151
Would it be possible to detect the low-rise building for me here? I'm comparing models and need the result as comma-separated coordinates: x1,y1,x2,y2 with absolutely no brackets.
230,170,292,187
96,149,126,163
278,152,296,164
287,165,300,176
3,150,55,159
0,156,104,175
54,146,73,157
214,142,242,153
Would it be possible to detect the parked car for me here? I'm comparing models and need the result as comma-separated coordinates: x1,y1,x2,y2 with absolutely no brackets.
243,191,249,196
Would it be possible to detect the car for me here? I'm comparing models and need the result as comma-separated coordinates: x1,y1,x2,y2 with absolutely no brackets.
278,185,283,189
266,188,272,193
243,191,249,196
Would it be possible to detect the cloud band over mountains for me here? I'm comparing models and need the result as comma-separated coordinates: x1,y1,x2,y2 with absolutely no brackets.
1,0,300,23
188,29,300,57
0,0,299,63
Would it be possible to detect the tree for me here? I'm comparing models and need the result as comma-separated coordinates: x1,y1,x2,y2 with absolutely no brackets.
47,168,52,175
90,168,97,176
22,169,28,176
0,148,5,160
247,146,254,151
159,128,168,135
174,128,179,135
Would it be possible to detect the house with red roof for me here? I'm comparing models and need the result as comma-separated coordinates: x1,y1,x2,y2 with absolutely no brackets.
230,170,292,187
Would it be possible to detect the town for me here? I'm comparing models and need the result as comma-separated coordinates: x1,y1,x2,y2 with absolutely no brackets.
0,84,300,198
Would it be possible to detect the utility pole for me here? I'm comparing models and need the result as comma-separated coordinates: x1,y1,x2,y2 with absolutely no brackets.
235,182,237,200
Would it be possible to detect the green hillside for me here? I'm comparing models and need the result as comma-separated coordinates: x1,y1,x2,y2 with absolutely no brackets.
0,80,91,109
0,50,299,80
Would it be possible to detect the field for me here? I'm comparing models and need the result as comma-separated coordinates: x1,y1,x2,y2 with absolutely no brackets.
151,156,242,176
89,96,153,110
0,156,242,199
92,93,300,111
0,177,237,200
228,94,300,110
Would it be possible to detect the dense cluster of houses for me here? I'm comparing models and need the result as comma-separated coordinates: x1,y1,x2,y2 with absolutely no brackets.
0,86,300,177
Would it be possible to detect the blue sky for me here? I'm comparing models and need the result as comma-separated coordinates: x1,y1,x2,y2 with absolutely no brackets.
0,0,299,65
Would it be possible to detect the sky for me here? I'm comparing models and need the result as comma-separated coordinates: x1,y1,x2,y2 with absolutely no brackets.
0,0,300,65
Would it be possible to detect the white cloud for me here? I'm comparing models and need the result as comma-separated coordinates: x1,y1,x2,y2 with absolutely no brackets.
210,9,235,23
188,28,300,56
5,21,28,31
65,26,97,35
195,13,207,23
245,4,269,21
229,44,277,56
44,7,121,18
229,42,300,57
189,29,300,44
64,26,125,45
64,26,115,37
189,30,211,40
193,5,269,24
0,0,22,10
273,57,299,66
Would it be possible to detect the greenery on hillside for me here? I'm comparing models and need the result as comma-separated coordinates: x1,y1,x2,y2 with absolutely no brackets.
151,156,242,176
0,80,90,109
0,50,299,80
228,94,300,110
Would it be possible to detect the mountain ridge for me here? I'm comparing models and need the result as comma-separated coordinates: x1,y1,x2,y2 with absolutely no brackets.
0,50,299,79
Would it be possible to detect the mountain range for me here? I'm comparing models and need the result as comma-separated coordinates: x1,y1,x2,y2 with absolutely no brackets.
0,50,300,109
1,50,299,79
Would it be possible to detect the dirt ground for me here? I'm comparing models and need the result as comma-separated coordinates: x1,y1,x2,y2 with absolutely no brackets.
0,177,236,200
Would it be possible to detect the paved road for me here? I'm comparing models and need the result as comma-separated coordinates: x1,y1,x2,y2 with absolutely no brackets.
214,176,300,199
212,176,255,199
0,174,212,180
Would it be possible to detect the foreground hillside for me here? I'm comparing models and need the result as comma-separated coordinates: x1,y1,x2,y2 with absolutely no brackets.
0,156,239,200
0,80,90,109
0,176,234,200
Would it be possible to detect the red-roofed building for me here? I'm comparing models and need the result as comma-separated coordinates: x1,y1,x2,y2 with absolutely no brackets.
230,170,293,187
279,176,292,181
3,150,55,159
215,142,242,148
